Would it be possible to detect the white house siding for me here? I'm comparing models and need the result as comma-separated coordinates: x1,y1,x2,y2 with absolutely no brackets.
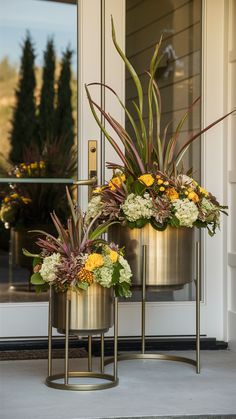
227,0,236,349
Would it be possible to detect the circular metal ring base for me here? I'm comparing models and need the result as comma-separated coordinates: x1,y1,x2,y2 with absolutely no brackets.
104,353,196,368
46,371,119,391
56,327,109,336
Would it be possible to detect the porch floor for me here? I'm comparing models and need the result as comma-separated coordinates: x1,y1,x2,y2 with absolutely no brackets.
1,350,236,419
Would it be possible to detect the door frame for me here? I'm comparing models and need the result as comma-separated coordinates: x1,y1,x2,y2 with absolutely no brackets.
0,0,229,340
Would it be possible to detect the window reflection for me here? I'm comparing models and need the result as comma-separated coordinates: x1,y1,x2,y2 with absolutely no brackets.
125,0,202,303
0,0,77,302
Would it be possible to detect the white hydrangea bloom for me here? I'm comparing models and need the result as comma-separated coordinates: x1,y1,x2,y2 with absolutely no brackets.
172,198,198,227
118,255,132,283
40,253,61,283
85,195,104,224
121,193,154,222
201,197,215,212
94,265,113,288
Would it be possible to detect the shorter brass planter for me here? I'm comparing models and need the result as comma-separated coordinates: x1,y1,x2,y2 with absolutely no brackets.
109,225,194,290
52,284,114,336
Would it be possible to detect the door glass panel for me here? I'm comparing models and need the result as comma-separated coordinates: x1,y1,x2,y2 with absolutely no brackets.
0,0,77,302
125,0,202,302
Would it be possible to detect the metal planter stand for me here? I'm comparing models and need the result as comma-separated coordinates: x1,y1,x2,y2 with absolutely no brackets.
46,288,119,391
105,242,201,374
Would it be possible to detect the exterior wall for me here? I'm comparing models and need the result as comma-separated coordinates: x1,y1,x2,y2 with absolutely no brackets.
227,0,236,349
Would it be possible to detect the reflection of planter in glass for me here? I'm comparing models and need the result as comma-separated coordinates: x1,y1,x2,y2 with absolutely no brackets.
109,225,194,291
52,283,114,336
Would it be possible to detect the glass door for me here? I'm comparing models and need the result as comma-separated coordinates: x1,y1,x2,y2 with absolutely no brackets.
0,0,227,340
101,0,204,337
0,0,102,337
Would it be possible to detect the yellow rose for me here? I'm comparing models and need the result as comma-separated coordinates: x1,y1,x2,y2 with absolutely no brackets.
138,174,154,187
30,163,37,169
109,250,118,263
199,186,209,197
159,186,165,192
93,187,103,194
21,197,31,204
188,191,199,203
109,174,126,190
85,253,104,271
157,179,164,185
165,188,179,201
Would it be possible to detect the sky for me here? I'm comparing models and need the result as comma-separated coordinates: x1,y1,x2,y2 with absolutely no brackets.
0,0,77,70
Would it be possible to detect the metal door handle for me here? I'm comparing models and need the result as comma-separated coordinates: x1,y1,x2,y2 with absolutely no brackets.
74,177,97,186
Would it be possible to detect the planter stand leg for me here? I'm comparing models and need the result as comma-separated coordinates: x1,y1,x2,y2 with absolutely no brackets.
141,245,147,354
114,297,118,381
88,336,92,372
48,286,52,377
100,333,104,373
196,241,201,374
105,243,201,374
45,294,119,390
64,292,70,385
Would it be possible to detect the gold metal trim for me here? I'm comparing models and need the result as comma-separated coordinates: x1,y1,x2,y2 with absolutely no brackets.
196,241,201,373
74,177,97,186
46,372,118,391
88,335,92,372
105,240,201,374
105,353,197,367
46,288,119,391
88,140,97,200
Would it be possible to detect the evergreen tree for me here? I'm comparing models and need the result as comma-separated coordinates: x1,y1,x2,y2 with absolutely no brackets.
55,47,74,151
10,31,37,163
38,38,56,149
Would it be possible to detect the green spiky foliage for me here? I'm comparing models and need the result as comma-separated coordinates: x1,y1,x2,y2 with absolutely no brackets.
22,188,129,296
55,47,75,153
10,31,37,164
86,18,234,178
38,38,56,149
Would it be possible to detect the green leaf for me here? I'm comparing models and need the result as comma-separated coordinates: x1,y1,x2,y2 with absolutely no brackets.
133,180,146,195
33,257,42,268
136,218,148,228
89,221,120,240
111,16,143,114
170,216,180,228
126,220,136,229
77,281,89,291
30,273,45,285
150,219,167,231
114,282,132,298
112,262,123,285
35,283,49,294
22,248,40,258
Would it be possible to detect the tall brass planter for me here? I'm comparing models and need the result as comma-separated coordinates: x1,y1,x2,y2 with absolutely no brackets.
52,283,114,335
109,225,194,290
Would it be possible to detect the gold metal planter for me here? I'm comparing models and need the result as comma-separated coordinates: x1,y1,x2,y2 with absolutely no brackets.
47,287,119,391
52,284,114,336
109,224,194,290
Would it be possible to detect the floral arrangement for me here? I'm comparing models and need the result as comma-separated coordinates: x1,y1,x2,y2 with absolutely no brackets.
0,161,46,228
0,192,31,228
0,137,77,229
23,188,132,297
11,160,46,178
86,172,227,236
85,19,233,236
